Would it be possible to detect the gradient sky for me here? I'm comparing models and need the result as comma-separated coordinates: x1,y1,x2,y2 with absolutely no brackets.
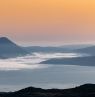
0,0,95,45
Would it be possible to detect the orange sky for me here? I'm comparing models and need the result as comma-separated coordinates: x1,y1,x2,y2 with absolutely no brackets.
0,0,95,45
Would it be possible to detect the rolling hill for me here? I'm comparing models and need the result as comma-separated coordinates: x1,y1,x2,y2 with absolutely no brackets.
0,84,95,97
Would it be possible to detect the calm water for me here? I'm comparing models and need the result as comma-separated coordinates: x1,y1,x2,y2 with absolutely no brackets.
0,53,94,92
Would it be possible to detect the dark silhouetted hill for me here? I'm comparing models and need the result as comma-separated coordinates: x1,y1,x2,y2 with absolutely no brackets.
0,84,95,97
0,37,28,58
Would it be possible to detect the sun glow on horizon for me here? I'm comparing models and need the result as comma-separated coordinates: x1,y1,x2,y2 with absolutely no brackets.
0,0,95,44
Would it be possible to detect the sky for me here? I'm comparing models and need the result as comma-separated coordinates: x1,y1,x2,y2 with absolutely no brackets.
0,0,95,46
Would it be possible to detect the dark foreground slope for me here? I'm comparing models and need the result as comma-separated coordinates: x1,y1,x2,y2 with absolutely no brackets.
0,84,95,97
41,56,95,66
0,37,28,58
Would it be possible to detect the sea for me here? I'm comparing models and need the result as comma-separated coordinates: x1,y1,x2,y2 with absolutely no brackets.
0,52,94,92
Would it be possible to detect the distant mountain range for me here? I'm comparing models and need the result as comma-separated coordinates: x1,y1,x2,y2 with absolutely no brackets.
0,37,28,58
24,44,91,53
41,56,95,66
24,46,70,53
75,46,95,55
0,37,95,59
39,44,95,66
0,84,95,97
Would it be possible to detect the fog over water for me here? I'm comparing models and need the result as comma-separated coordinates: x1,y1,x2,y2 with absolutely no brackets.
0,52,94,91
0,53,82,71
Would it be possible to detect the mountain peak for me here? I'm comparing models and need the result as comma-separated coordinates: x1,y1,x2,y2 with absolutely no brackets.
0,37,28,58
0,37,9,40
0,37,13,44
